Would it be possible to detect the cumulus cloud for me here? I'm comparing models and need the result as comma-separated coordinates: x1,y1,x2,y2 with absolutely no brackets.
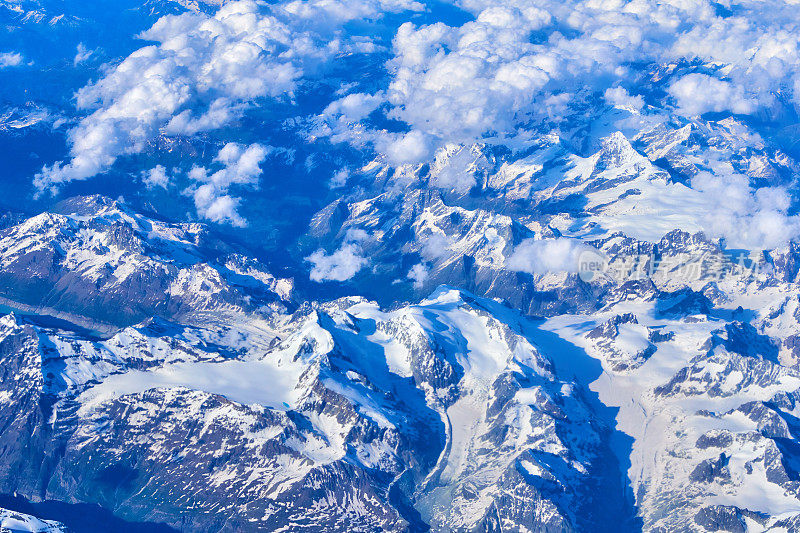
407,263,429,288
385,8,554,145
185,142,270,226
323,92,384,123
507,238,587,275
691,167,800,249
34,2,300,191
73,43,93,66
34,0,419,192
306,243,369,282
0,52,23,68
669,74,760,117
417,233,452,261
381,130,432,165
604,87,644,112
428,144,488,193
143,165,170,189
280,0,423,29
329,168,349,188
344,228,370,242
314,0,800,165
306,229,371,281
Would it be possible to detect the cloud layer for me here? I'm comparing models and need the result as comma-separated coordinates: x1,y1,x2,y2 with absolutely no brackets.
41,0,800,181
317,0,800,162
26,0,800,254
33,0,411,191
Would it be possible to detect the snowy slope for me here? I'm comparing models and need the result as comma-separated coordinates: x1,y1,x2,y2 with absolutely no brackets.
9,0,800,531
0,195,292,331
2,193,800,531
0,268,626,530
0,507,66,533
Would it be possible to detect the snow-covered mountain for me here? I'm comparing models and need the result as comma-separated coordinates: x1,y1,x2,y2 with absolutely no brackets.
0,214,623,530
0,507,66,533
7,0,800,531
0,195,799,531
0,195,292,332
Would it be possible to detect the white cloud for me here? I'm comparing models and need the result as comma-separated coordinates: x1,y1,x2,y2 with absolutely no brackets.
314,0,800,165
407,263,429,288
306,243,368,281
690,167,800,249
143,165,170,189
418,233,452,261
192,191,245,227
329,168,349,188
186,142,270,227
344,228,370,242
668,74,760,117
381,130,432,165
323,92,384,123
604,87,644,112
34,2,300,191
507,238,587,275
34,0,412,192
0,52,23,68
280,0,423,29
428,144,488,193
306,228,371,281
385,10,554,147
73,43,93,66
